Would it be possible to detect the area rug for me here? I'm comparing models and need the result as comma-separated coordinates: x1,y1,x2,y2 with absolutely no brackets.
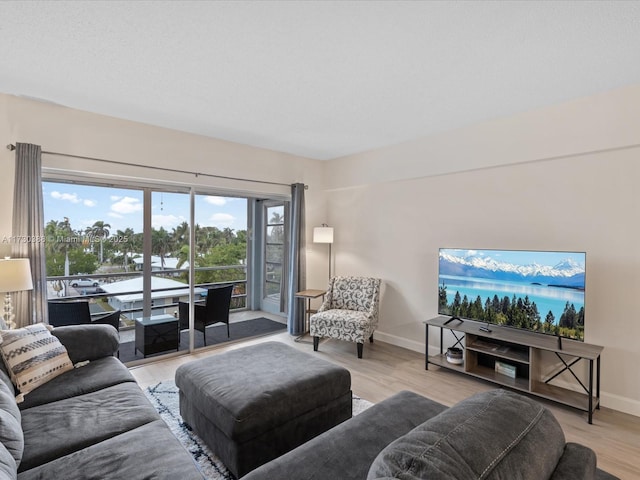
144,380,373,480
119,317,287,363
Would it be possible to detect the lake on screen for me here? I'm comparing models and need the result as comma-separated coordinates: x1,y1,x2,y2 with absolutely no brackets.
440,275,585,321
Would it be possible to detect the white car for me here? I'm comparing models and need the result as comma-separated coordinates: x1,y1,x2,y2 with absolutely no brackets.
70,278,99,288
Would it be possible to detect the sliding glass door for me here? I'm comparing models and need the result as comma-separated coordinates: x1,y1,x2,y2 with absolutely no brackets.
42,180,254,360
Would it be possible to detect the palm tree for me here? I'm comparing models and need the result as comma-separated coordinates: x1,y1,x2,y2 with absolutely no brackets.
91,221,111,263
116,228,135,271
194,224,211,255
222,227,235,245
44,218,75,294
152,227,172,269
172,221,189,246
176,244,190,269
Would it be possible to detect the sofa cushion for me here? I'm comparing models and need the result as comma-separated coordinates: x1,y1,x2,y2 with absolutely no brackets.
18,356,135,410
16,420,204,480
368,389,566,480
19,382,160,472
51,324,120,363
0,443,17,480
0,324,73,399
0,380,22,468
0,361,14,395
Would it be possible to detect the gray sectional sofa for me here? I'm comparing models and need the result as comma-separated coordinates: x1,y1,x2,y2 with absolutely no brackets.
244,389,619,480
0,324,204,480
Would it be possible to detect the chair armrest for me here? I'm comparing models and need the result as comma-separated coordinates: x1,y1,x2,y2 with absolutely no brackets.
51,324,120,363
91,310,121,331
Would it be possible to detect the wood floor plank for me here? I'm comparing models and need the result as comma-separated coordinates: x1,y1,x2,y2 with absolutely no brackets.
129,329,639,479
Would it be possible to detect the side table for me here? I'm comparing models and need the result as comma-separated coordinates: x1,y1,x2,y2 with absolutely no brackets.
295,289,326,340
135,314,180,358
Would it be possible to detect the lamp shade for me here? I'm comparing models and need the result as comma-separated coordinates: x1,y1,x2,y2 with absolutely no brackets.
0,258,33,293
313,226,334,244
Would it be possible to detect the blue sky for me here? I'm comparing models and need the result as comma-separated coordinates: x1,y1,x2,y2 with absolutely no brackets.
43,182,248,234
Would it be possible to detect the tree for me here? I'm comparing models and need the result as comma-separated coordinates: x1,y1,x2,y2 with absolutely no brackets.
115,228,136,271
172,221,189,246
91,221,111,263
195,243,247,284
544,311,555,334
45,218,75,277
176,244,190,270
46,249,98,277
451,291,462,316
559,302,577,329
152,227,172,269
438,284,448,314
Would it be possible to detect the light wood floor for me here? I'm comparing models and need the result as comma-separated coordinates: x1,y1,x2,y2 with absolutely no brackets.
129,321,639,479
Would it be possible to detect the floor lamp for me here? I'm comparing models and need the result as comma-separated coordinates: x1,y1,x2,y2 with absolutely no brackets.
313,224,334,283
0,258,34,330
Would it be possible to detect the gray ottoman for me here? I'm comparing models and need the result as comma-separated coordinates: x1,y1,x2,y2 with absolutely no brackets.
175,341,352,478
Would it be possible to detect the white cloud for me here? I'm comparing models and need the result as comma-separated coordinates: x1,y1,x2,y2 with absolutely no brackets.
51,191,81,203
110,195,122,201
108,212,124,219
204,196,227,206
209,213,234,227
83,199,97,207
152,214,185,230
111,196,143,215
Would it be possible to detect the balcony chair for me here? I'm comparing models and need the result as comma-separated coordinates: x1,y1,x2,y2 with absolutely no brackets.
178,284,234,346
47,300,121,331
310,276,382,359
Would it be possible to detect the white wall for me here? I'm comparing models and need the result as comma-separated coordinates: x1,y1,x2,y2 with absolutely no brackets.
325,84,640,417
0,93,331,292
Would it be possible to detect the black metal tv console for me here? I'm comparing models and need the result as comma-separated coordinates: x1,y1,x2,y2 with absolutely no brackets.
424,316,603,424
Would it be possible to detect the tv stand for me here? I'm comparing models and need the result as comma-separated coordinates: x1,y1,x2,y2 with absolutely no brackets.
443,316,463,325
424,316,603,424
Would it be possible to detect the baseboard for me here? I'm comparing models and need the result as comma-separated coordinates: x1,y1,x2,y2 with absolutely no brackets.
376,332,640,418
374,331,423,353
600,391,640,418
537,378,640,417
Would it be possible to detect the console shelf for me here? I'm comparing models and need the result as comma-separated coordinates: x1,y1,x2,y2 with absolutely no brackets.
424,316,603,424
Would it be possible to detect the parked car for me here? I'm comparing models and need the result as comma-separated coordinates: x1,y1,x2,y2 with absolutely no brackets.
70,278,100,288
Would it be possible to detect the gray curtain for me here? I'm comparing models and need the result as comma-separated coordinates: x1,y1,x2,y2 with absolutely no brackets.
12,143,47,327
286,183,306,335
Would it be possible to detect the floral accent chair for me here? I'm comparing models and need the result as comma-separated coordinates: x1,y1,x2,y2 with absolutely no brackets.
310,276,382,358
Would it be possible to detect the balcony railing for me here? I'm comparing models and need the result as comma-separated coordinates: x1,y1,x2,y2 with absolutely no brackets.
46,265,247,329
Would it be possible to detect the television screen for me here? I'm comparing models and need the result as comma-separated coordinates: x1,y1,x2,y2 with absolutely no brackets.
438,248,586,341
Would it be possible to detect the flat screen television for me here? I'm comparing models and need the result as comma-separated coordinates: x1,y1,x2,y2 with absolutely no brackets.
438,248,586,341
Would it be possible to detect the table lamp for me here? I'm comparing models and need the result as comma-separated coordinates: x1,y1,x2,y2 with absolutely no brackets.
0,258,34,329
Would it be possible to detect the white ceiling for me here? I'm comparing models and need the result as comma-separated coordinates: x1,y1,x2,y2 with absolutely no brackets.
1,1,639,161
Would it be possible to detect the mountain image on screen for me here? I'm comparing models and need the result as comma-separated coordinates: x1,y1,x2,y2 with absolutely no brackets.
438,249,586,341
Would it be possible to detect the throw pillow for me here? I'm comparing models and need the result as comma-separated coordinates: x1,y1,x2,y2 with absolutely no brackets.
0,323,73,401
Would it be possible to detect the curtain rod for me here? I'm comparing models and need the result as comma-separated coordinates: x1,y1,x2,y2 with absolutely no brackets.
6,143,307,189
